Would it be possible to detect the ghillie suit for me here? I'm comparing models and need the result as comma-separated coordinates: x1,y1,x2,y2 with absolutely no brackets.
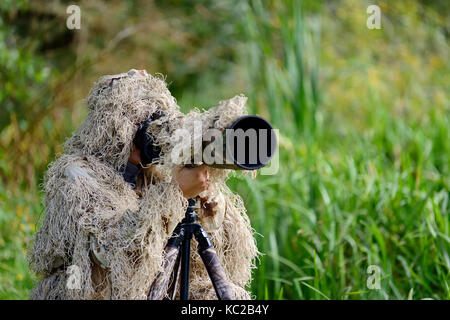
28,69,258,300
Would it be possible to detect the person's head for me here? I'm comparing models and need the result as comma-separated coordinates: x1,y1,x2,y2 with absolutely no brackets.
64,69,183,170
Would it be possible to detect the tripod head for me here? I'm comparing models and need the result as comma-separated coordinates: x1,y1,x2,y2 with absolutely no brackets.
183,198,198,224
179,198,213,255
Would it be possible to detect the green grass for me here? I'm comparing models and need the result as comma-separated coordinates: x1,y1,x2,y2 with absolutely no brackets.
229,107,449,299
0,185,40,299
0,0,449,299
227,0,450,300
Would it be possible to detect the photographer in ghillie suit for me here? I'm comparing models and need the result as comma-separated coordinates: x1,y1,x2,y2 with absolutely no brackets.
28,69,258,300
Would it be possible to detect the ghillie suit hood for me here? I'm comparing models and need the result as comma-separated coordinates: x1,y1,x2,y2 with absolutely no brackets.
64,69,184,171
28,69,258,300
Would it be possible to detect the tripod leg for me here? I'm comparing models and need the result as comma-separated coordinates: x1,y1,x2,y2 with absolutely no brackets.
198,247,236,300
148,224,184,300
167,249,181,300
194,227,236,300
147,245,181,300
180,231,192,300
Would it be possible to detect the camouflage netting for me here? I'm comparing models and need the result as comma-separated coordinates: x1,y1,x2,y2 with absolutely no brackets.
28,69,259,300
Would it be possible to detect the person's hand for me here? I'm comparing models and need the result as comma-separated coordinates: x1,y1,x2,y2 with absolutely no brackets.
173,164,209,199
128,144,141,166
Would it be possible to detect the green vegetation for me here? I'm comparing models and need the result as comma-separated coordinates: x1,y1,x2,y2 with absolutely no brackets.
0,0,448,299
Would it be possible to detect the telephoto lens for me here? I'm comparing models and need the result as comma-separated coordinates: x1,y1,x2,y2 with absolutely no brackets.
134,114,277,170
203,115,277,170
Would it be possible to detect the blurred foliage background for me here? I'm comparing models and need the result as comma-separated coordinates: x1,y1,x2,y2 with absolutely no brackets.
0,0,449,299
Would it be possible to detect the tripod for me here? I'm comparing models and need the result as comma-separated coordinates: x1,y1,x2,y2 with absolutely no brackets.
148,198,235,300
